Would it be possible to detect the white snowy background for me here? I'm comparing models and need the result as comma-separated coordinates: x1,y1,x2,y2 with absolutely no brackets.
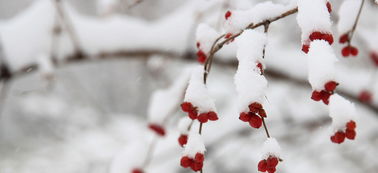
0,0,377,173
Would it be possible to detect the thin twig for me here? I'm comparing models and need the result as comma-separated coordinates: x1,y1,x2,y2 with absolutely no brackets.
348,0,365,46
262,118,271,138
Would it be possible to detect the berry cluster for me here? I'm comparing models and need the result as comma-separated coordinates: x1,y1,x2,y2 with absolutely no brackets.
148,123,165,136
239,102,267,128
178,134,188,147
311,81,338,105
180,153,204,172
330,120,357,144
196,42,207,63
339,34,358,57
181,102,219,123
131,168,143,173
258,156,280,173
359,90,372,103
302,31,334,53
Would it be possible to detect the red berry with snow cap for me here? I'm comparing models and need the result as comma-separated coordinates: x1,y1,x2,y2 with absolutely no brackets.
195,153,205,163
197,113,209,123
181,102,193,112
324,81,338,92
267,156,279,168
346,120,356,130
207,111,219,121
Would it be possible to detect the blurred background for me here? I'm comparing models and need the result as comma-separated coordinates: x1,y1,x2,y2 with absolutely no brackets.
0,0,377,173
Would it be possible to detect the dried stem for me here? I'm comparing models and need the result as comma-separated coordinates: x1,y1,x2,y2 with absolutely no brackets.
262,118,271,138
348,0,365,46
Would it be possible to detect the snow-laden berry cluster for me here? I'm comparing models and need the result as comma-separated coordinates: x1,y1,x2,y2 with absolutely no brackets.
181,66,219,123
148,69,191,136
337,0,362,57
258,138,282,173
329,94,357,144
307,40,339,105
177,117,192,147
180,131,206,172
195,24,219,63
297,0,333,53
234,30,268,128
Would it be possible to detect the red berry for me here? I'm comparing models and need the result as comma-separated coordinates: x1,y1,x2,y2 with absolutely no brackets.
249,114,262,128
188,110,198,120
339,34,349,44
302,44,310,53
195,153,205,163
370,52,378,66
192,162,203,171
207,111,219,121
322,33,334,45
324,81,338,92
249,102,263,113
258,160,268,172
342,46,351,57
267,157,279,168
331,131,346,144
309,32,322,41
225,33,233,39
239,112,251,122
148,123,165,136
326,2,332,13
225,10,232,20
350,46,358,56
258,109,267,118
320,90,331,105
197,50,207,63
131,168,143,173
178,134,188,147
198,113,209,123
359,90,373,103
257,62,264,74
180,156,192,168
311,90,322,101
346,120,356,130
196,42,200,48
181,102,193,112
345,129,356,140
267,167,277,173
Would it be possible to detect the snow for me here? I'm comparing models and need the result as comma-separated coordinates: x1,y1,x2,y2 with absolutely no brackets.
223,1,295,34
234,30,268,112
178,117,193,134
196,23,219,54
337,0,362,35
307,40,338,91
183,130,206,157
261,137,281,159
296,0,332,43
329,94,356,131
184,66,217,113
148,69,190,125
96,0,118,16
37,53,54,77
